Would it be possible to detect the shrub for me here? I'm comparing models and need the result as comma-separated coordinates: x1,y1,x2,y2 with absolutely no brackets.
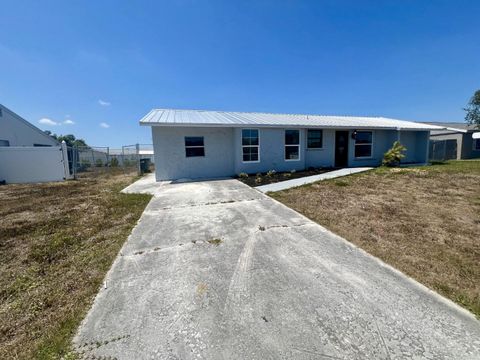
382,141,407,167
283,172,292,178
290,169,296,174
266,170,277,178
255,175,263,184
110,157,119,167
95,158,104,167
238,172,249,179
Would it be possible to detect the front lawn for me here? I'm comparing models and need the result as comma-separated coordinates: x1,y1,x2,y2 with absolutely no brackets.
0,170,151,359
270,160,480,317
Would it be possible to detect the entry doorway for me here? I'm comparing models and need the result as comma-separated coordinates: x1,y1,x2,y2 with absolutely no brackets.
335,131,349,167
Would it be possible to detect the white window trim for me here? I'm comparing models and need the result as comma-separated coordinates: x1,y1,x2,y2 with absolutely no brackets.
284,129,301,162
354,131,374,159
241,128,260,163
185,136,205,158
306,129,324,150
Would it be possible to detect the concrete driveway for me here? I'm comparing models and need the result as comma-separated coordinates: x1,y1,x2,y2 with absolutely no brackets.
75,176,480,359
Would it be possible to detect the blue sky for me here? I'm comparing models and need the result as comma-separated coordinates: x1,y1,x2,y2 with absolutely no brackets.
1,0,479,147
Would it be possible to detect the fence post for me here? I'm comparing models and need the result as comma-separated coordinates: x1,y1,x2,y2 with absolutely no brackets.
106,147,110,169
73,144,78,179
60,141,71,179
121,145,125,173
136,143,141,175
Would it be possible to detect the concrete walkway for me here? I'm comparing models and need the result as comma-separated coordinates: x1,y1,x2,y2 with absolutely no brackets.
75,176,480,359
255,167,373,193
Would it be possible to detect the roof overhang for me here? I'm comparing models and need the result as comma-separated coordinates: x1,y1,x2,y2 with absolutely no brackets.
140,122,442,132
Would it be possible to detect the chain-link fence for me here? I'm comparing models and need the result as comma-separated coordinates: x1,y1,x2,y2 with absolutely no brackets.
429,139,457,162
67,144,154,178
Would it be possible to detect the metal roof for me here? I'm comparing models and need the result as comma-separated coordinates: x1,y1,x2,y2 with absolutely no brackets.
140,109,445,131
423,122,477,134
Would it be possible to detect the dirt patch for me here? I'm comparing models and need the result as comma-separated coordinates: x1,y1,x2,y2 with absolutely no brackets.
0,169,151,359
238,168,332,187
271,161,480,317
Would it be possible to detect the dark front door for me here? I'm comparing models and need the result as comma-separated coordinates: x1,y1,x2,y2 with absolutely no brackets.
335,131,349,167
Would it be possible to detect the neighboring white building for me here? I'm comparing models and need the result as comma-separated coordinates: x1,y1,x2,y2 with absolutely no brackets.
0,104,59,147
0,104,70,184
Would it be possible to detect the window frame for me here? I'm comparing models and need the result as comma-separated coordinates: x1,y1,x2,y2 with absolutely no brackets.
241,128,260,163
284,129,301,161
354,131,374,159
473,138,480,151
184,136,205,158
306,129,323,150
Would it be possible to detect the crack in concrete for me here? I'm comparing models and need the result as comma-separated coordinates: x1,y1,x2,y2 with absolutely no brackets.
121,239,223,258
292,347,343,359
145,197,260,212
257,223,312,232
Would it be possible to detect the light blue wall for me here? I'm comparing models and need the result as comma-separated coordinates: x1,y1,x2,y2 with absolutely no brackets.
151,126,234,180
347,130,429,166
151,126,430,180
348,129,397,167
399,131,429,164
233,128,306,174
305,129,335,168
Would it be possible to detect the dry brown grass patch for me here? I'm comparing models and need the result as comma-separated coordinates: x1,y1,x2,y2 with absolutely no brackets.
0,169,151,359
271,161,480,317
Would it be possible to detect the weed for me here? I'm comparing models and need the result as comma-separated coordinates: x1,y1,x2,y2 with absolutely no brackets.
207,238,223,246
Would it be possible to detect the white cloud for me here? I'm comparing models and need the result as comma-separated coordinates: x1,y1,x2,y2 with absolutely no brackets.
39,118,59,126
63,119,75,125
98,99,111,106
99,122,110,128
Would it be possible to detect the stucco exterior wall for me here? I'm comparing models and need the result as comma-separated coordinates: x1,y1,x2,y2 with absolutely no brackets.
305,129,335,168
151,126,234,180
233,128,306,174
151,126,430,180
0,105,58,147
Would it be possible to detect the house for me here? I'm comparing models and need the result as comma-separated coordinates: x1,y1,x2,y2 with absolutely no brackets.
0,104,70,184
140,109,444,181
424,122,480,160
0,104,59,147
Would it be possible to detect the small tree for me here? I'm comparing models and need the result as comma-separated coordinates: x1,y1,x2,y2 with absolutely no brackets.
382,141,406,167
464,89,480,129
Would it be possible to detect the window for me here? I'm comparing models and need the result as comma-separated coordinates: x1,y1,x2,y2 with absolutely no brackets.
474,138,480,151
185,136,205,157
34,144,51,147
307,129,323,149
285,129,300,160
242,129,259,162
0,140,10,147
354,131,373,158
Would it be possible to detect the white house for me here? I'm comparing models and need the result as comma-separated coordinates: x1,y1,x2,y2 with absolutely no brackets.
0,104,59,147
0,104,70,184
140,108,445,181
